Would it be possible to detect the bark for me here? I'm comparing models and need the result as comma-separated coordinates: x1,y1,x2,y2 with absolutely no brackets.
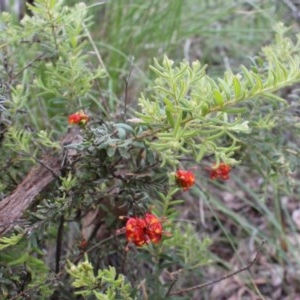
0,127,80,236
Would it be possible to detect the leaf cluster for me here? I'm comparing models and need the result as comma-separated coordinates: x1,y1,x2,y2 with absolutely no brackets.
0,0,105,162
67,254,134,300
0,235,52,299
136,23,300,166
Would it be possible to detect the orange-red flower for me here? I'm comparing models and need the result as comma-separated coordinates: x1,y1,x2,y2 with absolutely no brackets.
125,213,164,247
175,169,195,191
144,213,163,244
208,162,231,180
68,110,89,125
125,217,147,247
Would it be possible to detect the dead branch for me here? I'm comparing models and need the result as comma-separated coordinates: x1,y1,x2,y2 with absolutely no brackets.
0,127,80,236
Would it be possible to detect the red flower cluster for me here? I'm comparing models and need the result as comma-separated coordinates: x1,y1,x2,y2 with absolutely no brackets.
68,110,89,125
175,169,195,191
208,162,231,180
125,213,163,247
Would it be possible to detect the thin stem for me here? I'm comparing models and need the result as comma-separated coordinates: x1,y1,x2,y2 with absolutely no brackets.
46,6,59,53
55,215,65,274
84,25,107,73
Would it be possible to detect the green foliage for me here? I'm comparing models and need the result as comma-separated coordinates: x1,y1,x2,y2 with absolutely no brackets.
164,224,212,270
67,254,134,300
5,127,37,160
59,172,77,192
0,0,300,299
0,0,106,162
36,130,60,150
0,237,53,299
135,23,300,165
0,233,23,250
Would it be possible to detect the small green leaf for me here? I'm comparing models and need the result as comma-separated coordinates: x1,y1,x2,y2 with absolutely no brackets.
200,103,210,116
107,146,117,157
163,97,175,111
174,111,182,135
232,77,242,99
196,145,207,162
267,69,278,85
252,73,263,91
241,65,254,87
229,121,251,133
213,90,224,106
179,98,193,111
218,78,231,100
263,92,287,103
114,123,133,133
165,109,175,127
277,61,288,80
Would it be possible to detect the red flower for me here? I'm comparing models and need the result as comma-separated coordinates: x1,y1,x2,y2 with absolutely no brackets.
175,170,195,191
208,162,231,180
125,217,147,247
68,110,89,125
144,213,163,244
125,213,164,247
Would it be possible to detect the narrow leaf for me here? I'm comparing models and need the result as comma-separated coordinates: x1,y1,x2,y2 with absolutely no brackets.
232,77,242,99
218,78,231,100
165,109,175,127
241,65,254,87
213,90,224,106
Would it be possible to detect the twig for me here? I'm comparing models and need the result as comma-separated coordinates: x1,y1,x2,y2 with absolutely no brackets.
33,156,60,179
84,25,107,73
8,52,49,83
165,278,178,298
123,56,134,117
55,215,65,274
167,240,266,296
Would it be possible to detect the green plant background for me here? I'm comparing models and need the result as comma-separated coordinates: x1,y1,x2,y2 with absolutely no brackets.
1,0,300,299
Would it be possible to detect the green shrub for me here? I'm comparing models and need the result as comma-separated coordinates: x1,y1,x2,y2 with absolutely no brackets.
0,0,300,299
